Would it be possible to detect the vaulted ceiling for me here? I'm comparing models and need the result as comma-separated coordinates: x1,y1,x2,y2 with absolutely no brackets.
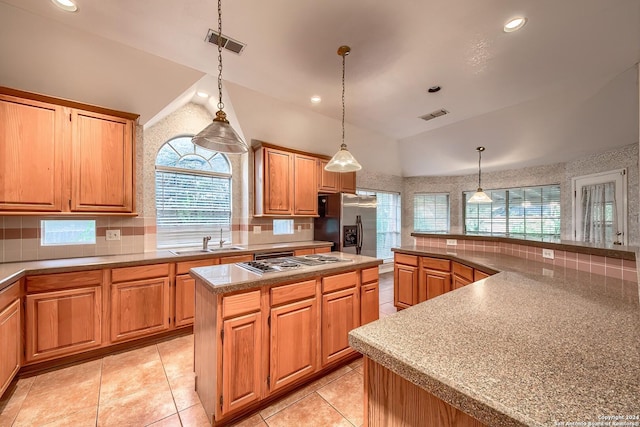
1,0,638,177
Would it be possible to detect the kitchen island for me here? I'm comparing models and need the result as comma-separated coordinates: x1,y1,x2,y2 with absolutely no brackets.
349,246,640,427
189,252,382,426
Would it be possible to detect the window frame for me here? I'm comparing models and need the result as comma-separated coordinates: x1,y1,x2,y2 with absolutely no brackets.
413,193,450,233
356,189,402,261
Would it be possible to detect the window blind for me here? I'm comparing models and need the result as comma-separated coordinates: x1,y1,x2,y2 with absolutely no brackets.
414,193,450,232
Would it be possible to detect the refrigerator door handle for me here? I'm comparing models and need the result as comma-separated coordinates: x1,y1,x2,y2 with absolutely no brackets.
356,215,363,255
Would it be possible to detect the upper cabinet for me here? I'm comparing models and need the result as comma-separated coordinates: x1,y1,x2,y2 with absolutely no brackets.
0,87,138,215
253,142,319,217
317,159,356,194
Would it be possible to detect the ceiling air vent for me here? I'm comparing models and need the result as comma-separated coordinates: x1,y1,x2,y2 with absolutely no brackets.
205,29,246,54
419,108,449,122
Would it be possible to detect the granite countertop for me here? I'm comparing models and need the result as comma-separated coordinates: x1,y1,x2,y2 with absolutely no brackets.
349,245,640,427
189,252,383,295
0,240,333,290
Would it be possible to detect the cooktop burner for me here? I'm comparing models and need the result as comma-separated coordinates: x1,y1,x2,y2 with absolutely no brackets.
236,255,351,275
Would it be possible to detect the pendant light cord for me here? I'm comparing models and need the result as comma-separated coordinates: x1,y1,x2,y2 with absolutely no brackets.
478,148,482,189
216,0,224,111
341,51,346,148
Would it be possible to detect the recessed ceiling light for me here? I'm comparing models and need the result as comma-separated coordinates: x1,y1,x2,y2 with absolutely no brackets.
51,0,78,12
196,91,209,98
504,17,527,32
310,95,322,104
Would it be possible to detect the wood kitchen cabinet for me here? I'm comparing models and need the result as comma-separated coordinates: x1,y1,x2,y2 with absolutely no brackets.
175,259,219,327
25,270,103,363
110,264,170,343
360,267,379,325
0,282,21,396
452,262,474,290
340,171,357,194
394,254,418,309
0,87,138,215
293,153,318,215
317,158,357,194
269,280,318,392
419,257,451,302
321,272,359,366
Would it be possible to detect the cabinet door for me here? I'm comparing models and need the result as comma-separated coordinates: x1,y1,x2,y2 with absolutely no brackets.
452,275,472,290
70,109,134,213
0,299,20,396
26,286,102,362
293,154,318,215
264,148,293,215
340,172,356,194
175,275,195,327
270,298,317,392
0,94,64,211
420,269,451,302
321,287,359,366
111,277,170,342
221,311,262,415
318,159,339,193
394,264,417,309
361,281,379,326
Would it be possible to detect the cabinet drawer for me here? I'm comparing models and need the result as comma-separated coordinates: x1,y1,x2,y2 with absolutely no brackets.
271,280,317,306
315,246,331,254
322,271,357,294
27,270,102,293
421,257,451,272
452,262,474,281
294,248,314,256
112,264,169,283
222,290,261,318
361,267,379,284
394,253,418,267
0,281,20,311
219,254,254,264
176,258,219,275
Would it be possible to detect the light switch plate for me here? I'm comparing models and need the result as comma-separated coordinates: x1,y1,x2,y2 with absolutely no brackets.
106,229,121,241
253,226,261,234
542,249,554,259
446,239,457,246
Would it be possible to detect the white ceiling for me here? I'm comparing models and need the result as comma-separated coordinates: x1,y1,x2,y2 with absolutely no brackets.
1,0,639,177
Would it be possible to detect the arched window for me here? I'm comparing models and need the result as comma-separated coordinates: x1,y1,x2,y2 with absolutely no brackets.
155,136,232,248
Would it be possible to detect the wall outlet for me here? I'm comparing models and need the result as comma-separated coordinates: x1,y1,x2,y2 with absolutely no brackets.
446,239,457,246
106,229,121,241
253,226,261,234
542,249,554,259
542,268,554,277
297,225,302,232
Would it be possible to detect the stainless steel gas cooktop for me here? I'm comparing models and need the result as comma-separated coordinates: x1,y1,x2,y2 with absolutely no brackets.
236,255,351,275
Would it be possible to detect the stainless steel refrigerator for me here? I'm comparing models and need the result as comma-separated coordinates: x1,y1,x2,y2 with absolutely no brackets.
314,193,377,257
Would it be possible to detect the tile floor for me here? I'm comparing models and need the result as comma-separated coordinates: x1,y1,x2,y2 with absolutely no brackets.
0,272,395,427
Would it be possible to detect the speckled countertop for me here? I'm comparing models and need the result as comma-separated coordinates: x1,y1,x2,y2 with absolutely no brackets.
349,245,640,427
0,241,332,290
189,252,382,295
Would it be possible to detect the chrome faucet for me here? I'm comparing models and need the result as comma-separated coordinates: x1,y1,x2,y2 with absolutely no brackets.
202,236,211,250
219,228,226,248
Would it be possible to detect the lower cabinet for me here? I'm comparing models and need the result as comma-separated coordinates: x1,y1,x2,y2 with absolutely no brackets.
175,259,219,327
420,269,451,302
394,257,418,309
360,267,379,325
321,272,359,366
452,262,474,290
0,282,21,396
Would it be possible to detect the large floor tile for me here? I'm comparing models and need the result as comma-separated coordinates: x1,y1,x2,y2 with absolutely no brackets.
378,302,397,315
317,370,364,426
158,334,194,380
264,393,352,427
166,371,199,411
147,413,182,427
40,406,98,427
28,359,101,397
97,381,177,426
0,377,35,426
229,412,267,427
179,403,211,427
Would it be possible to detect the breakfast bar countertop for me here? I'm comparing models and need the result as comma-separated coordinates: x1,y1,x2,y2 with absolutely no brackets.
348,245,640,427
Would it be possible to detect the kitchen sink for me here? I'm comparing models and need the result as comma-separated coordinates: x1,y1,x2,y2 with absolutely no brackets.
170,247,245,256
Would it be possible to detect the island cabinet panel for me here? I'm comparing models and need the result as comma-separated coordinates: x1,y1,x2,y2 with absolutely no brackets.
293,154,318,215
361,267,379,326
110,277,170,342
394,263,417,308
269,297,318,392
321,286,359,366
365,358,487,427
70,109,134,213
221,311,262,415
419,269,451,303
0,282,21,396
452,262,474,290
0,94,64,212
26,286,102,362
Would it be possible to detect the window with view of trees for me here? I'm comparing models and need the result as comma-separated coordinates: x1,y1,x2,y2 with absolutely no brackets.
357,190,401,261
155,136,232,248
414,193,450,233
464,185,561,241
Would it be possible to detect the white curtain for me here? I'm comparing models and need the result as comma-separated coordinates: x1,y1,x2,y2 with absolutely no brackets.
581,182,617,244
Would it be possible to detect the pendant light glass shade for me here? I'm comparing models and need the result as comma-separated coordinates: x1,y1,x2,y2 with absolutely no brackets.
192,0,248,154
325,45,362,173
469,146,492,203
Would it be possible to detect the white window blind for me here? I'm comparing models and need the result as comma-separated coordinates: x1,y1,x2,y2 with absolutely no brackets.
414,193,450,232
155,137,232,248
464,185,560,241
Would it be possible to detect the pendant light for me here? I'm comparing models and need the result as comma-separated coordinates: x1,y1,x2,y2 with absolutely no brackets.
468,147,493,203
325,46,362,173
192,0,248,154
